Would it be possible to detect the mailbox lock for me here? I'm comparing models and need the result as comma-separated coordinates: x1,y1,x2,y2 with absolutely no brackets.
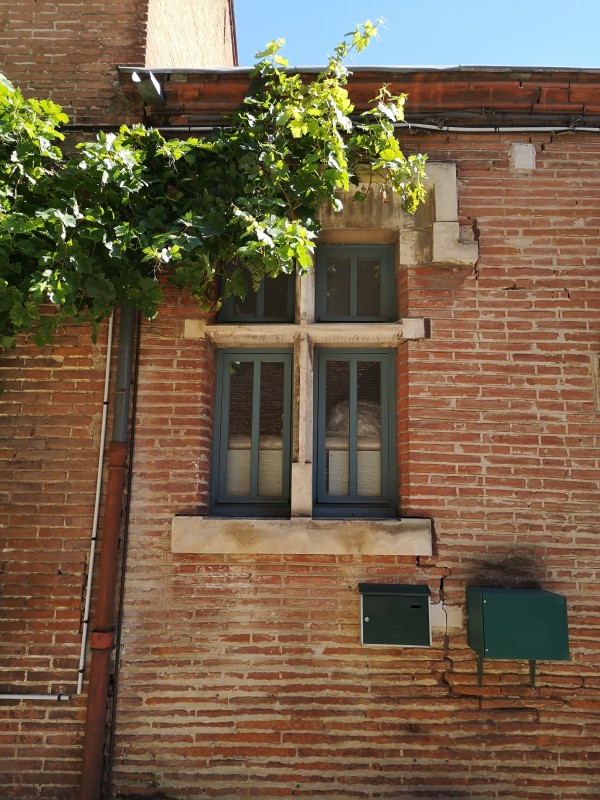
364,617,370,623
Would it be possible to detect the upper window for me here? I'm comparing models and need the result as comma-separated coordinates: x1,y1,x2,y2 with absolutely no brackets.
211,350,292,517
316,245,395,322
218,270,295,323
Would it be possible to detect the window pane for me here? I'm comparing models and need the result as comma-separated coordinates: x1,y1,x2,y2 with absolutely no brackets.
325,255,351,318
314,349,395,517
225,360,254,495
356,361,382,496
317,246,394,322
258,361,285,496
263,274,292,320
356,258,382,318
231,273,257,318
221,271,294,322
325,360,350,496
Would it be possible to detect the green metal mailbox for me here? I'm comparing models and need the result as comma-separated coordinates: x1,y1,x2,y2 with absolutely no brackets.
466,586,569,686
359,583,431,647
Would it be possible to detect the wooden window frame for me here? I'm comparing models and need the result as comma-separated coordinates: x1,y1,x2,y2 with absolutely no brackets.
315,244,395,322
218,270,296,323
313,348,397,519
211,349,293,518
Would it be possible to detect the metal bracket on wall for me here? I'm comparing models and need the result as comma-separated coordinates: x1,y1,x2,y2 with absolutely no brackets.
529,660,537,689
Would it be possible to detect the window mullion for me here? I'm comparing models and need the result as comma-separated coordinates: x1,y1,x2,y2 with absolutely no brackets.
379,355,393,497
249,359,261,498
217,353,230,499
256,282,265,318
348,357,358,499
316,354,327,502
281,356,292,500
350,255,358,318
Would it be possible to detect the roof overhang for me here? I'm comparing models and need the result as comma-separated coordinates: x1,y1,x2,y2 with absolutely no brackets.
117,65,600,131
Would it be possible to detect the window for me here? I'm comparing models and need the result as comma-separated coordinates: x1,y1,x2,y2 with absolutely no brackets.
218,270,295,323
314,349,397,518
316,245,395,322
210,244,398,519
175,166,460,554
211,350,292,517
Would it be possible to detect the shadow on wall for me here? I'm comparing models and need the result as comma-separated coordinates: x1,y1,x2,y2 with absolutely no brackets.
466,547,544,589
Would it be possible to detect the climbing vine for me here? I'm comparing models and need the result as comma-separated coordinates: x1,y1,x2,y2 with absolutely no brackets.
0,21,426,347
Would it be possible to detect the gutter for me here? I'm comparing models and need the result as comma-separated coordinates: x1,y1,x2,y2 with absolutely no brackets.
79,304,136,800
117,64,600,75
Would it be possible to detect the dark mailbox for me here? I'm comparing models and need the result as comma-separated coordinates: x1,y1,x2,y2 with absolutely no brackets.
466,586,569,685
359,583,431,647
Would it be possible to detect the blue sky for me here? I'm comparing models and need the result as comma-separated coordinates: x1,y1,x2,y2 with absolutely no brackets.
234,1,599,69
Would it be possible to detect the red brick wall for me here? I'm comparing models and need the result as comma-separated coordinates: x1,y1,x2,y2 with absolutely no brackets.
0,323,111,798
0,0,149,124
0,3,235,794
107,133,600,798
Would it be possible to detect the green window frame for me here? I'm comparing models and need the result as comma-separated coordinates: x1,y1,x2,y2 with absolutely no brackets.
315,245,395,322
211,350,293,517
313,349,397,518
218,270,295,323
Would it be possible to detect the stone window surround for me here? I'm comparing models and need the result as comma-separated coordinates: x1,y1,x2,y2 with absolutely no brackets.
171,162,478,556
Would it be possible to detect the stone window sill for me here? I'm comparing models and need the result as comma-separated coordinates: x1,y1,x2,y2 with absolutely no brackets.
171,516,432,556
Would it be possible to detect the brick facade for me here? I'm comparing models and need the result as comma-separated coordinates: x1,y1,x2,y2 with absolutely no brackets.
0,0,236,124
0,0,148,124
1,10,600,799
0,3,236,797
0,323,111,797
106,131,600,799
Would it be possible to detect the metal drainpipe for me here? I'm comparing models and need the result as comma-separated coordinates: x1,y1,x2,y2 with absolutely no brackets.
105,308,141,795
79,303,134,800
77,310,115,695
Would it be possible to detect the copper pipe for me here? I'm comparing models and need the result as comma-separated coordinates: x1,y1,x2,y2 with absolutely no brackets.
78,441,128,800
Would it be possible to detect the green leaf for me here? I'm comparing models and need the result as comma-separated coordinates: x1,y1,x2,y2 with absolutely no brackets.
255,39,285,59
0,72,15,91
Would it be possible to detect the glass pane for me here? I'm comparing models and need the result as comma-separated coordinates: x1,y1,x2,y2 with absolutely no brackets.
356,258,382,318
231,273,257,318
263,273,293,320
226,360,254,495
324,360,350,496
258,361,285,496
356,361,382,496
325,256,351,318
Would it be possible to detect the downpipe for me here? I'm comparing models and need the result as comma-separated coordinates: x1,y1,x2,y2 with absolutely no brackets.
105,309,141,795
79,304,135,800
78,311,115,695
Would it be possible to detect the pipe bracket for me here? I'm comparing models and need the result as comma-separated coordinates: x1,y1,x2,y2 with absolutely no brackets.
89,631,115,651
